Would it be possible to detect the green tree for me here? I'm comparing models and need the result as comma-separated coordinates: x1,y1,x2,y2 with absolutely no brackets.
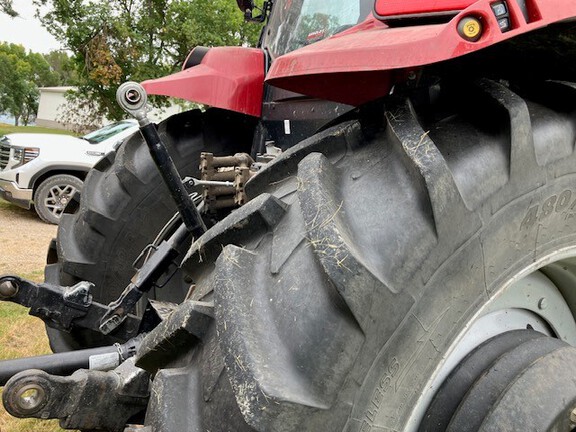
44,50,78,85
0,43,59,125
33,0,262,121
0,0,17,17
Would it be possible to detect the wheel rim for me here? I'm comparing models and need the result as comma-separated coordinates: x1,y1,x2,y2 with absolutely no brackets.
410,248,576,431
44,184,78,219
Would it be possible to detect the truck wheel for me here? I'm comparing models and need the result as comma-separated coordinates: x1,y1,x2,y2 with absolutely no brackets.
141,80,576,431
34,174,83,225
44,108,255,351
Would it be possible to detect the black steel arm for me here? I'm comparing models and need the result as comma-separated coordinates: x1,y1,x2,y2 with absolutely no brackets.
0,335,144,386
99,222,189,334
116,81,207,238
0,276,140,341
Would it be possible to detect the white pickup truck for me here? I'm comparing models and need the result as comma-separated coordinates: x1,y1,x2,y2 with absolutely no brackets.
0,120,139,224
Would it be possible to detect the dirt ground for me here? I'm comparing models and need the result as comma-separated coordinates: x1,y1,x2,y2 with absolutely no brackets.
0,199,64,432
0,200,57,278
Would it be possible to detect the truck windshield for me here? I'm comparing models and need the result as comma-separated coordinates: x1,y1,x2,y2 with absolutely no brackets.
82,121,135,144
265,0,373,58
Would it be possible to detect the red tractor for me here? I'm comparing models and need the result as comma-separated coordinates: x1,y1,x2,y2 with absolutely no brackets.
2,0,576,430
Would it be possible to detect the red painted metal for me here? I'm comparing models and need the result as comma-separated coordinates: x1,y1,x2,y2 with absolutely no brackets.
375,0,476,18
141,47,264,117
266,0,576,106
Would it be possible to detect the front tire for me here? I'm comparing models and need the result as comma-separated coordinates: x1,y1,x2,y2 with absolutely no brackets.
44,108,256,351
34,174,83,224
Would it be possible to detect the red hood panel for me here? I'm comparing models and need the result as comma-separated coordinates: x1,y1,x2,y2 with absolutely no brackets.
375,0,477,18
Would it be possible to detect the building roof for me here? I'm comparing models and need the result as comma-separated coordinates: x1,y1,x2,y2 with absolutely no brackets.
38,86,77,93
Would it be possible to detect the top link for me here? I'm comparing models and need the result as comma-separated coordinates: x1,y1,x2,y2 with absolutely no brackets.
116,82,150,125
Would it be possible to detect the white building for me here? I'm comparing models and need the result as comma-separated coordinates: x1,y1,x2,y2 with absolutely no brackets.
36,86,184,131
36,86,76,129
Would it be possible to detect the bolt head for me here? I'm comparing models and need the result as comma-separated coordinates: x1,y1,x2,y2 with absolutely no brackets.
538,297,548,310
0,280,18,298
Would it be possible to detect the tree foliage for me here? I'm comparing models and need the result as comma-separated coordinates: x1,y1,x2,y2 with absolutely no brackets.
0,43,61,125
44,50,79,85
0,0,17,17
33,0,262,121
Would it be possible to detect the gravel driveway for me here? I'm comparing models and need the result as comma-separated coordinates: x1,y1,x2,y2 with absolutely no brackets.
0,200,64,432
0,200,57,277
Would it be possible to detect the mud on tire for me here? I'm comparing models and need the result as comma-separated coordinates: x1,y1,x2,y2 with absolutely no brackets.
138,80,576,431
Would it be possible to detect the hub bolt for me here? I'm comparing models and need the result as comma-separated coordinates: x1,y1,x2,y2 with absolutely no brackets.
538,297,548,310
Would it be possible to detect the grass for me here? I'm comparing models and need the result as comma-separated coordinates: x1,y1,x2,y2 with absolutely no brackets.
0,204,70,432
0,123,75,137
0,308,62,432
0,295,65,432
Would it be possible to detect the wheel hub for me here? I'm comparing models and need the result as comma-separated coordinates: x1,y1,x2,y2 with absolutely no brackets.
409,254,576,432
46,185,77,216
421,330,576,431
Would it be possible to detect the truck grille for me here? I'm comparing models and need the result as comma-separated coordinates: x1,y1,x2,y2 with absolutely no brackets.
0,142,10,170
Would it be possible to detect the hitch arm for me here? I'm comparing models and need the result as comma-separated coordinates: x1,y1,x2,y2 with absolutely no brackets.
99,221,189,335
3,358,149,431
0,335,143,386
0,276,140,341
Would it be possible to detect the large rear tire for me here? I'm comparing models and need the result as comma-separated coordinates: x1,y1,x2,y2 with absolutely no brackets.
138,80,576,431
44,108,255,351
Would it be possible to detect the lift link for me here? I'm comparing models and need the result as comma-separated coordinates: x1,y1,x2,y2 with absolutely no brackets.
99,221,190,335
0,275,140,341
1,213,191,339
3,358,150,431
116,81,207,239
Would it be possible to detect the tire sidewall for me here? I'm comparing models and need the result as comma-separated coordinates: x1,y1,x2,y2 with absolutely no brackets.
353,176,576,432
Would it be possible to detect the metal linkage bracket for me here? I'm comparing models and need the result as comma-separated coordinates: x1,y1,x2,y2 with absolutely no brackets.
0,275,140,341
3,358,149,431
199,152,256,212
98,217,190,335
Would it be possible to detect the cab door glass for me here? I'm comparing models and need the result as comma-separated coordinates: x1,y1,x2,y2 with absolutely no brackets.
297,0,360,46
266,0,371,57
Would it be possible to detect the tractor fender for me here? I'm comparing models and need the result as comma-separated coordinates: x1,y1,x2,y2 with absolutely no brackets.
142,47,265,117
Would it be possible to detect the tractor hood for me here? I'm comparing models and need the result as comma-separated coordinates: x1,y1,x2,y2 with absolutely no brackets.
266,0,576,105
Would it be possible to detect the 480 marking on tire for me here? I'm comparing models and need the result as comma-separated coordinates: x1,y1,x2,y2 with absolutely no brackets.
521,189,576,230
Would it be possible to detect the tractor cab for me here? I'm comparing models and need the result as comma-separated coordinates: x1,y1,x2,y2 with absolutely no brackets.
260,0,375,58
253,0,378,150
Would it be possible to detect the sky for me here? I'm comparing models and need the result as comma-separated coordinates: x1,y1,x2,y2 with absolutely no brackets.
0,0,63,53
